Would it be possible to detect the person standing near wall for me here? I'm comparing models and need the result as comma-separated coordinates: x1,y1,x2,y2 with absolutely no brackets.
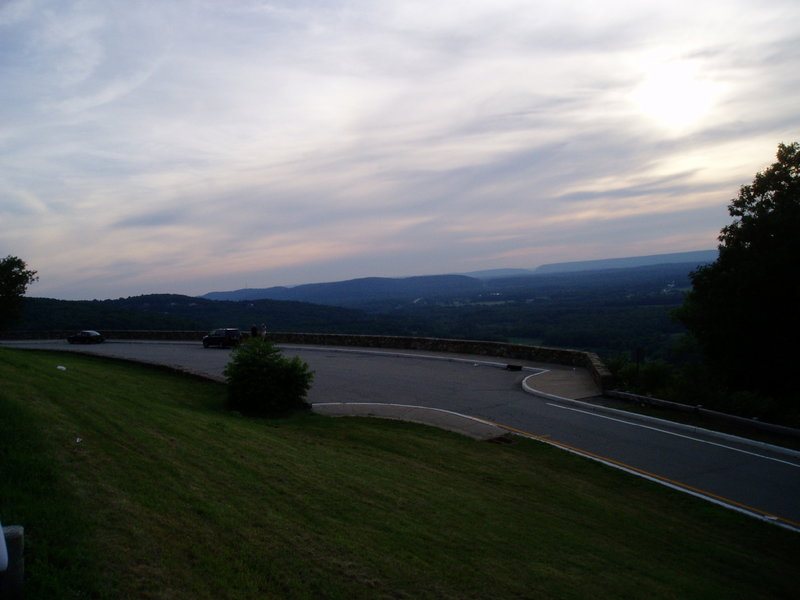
1,518,25,599
0,520,7,572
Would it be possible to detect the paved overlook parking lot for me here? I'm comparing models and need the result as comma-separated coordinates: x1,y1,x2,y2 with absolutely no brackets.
3,338,800,531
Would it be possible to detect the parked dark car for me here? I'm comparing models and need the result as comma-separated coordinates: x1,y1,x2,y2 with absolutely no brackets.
202,328,242,348
67,330,105,344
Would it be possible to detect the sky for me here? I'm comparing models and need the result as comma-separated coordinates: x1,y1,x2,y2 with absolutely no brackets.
2,0,798,300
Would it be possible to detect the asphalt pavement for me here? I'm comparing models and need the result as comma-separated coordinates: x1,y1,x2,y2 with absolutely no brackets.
2,338,799,531
0,339,600,440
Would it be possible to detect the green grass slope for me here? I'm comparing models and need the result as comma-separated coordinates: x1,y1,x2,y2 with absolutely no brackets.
1,348,797,599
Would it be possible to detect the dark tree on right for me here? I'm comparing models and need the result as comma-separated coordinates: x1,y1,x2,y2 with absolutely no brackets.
675,142,799,411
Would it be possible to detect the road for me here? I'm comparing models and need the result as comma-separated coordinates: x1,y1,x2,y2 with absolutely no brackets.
3,339,800,531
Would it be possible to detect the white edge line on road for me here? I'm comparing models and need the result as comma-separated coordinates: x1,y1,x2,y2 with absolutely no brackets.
522,374,800,460
546,402,800,468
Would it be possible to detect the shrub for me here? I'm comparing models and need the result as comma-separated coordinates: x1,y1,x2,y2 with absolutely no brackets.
222,338,314,417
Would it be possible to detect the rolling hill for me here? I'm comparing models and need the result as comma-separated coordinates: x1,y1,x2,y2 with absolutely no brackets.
534,249,718,274
202,274,485,305
13,295,415,336
9,250,718,359
200,250,716,309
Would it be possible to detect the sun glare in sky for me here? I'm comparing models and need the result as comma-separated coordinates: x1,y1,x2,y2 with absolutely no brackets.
632,59,718,132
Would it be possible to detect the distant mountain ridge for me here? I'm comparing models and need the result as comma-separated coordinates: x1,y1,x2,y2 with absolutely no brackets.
13,253,717,358
202,274,484,305
459,268,535,279
534,250,718,274
201,250,717,306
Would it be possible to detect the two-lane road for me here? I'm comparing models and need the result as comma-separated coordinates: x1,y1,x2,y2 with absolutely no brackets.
4,339,799,531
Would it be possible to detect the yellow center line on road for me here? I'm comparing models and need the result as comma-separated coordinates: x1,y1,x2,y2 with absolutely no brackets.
473,416,800,531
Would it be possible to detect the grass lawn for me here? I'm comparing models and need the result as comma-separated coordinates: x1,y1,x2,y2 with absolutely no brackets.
1,347,798,599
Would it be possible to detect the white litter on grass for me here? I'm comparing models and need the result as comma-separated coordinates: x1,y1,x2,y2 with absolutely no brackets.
76,438,83,444
56,365,67,371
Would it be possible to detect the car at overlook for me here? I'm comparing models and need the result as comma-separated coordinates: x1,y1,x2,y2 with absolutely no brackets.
67,330,105,344
202,328,242,348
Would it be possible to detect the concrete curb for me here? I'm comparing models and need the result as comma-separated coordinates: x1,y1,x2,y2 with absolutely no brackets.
312,402,507,441
278,344,540,372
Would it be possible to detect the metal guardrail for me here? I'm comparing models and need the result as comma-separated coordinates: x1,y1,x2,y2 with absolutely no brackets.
606,390,800,439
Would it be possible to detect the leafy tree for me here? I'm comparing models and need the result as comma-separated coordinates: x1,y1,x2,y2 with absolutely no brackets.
0,255,38,330
223,338,314,417
676,142,799,404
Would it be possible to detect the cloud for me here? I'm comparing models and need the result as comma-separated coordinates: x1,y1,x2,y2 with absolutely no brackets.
47,63,162,114
0,0,36,26
112,208,186,229
2,0,799,299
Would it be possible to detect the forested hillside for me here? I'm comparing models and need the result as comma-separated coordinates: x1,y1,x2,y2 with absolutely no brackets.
11,261,699,362
377,263,695,359
202,274,484,305
13,295,417,336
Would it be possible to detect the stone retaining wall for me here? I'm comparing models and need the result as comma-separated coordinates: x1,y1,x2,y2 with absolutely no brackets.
0,330,613,390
